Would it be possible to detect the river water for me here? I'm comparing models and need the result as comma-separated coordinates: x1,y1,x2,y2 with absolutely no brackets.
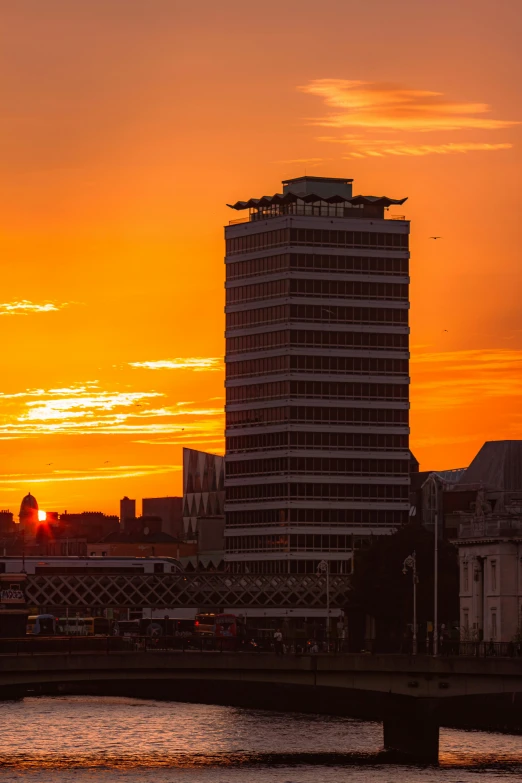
1,696,522,782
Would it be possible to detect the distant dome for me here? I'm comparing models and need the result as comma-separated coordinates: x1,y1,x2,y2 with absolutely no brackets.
20,493,38,514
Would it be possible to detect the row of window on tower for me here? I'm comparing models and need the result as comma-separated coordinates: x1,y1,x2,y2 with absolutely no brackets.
225,507,408,527
226,279,408,305
226,304,409,329
226,253,409,280
226,329,409,355
226,457,410,478
226,560,352,575
225,483,409,502
226,355,409,379
225,228,409,256
226,381,409,405
225,533,360,553
226,406,409,428
225,430,409,453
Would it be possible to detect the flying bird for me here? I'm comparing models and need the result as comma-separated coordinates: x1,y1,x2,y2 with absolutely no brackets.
46,462,53,466
104,460,110,464
429,236,442,240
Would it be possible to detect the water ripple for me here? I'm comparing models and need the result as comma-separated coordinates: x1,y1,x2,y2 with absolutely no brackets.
0,696,521,781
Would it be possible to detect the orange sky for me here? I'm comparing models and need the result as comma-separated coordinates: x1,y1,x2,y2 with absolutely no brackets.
1,0,521,516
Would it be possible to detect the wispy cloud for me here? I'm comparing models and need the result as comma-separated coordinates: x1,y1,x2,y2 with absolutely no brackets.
0,464,182,485
299,79,519,132
411,348,522,411
129,358,222,372
321,137,513,158
22,391,162,422
278,157,329,167
0,300,70,315
0,381,224,442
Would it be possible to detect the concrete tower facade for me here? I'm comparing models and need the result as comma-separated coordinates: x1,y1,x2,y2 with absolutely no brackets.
223,176,410,574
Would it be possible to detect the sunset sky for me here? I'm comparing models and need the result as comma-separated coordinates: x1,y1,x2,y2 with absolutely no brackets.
1,0,521,516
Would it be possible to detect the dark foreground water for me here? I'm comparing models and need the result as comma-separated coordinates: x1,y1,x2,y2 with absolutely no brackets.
1,696,522,782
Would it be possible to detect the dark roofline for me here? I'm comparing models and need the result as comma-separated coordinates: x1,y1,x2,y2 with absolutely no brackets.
282,176,354,185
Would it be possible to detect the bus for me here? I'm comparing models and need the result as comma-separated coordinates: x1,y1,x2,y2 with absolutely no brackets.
194,613,237,637
138,617,194,638
113,619,140,638
56,617,112,636
26,615,57,635
27,615,111,636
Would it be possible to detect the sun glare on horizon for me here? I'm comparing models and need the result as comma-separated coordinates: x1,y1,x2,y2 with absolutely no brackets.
37,510,46,522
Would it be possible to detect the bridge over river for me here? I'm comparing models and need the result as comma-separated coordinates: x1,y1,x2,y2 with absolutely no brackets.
2,647,522,762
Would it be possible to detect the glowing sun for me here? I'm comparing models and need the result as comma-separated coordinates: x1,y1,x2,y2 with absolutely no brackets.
38,510,47,522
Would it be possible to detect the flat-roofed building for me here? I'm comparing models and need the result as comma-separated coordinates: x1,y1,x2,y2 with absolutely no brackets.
120,497,136,529
224,175,411,574
142,497,183,538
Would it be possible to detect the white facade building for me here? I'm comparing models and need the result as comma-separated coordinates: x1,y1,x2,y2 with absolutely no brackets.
458,515,522,643
456,440,522,643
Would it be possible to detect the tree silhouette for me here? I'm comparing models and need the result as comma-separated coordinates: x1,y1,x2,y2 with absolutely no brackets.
347,525,459,651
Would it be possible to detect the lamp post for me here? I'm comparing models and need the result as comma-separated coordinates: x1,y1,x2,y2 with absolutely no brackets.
317,559,330,646
21,529,26,574
431,474,439,657
421,471,442,656
403,551,418,655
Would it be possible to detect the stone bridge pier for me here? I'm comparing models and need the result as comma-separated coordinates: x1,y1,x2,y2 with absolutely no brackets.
382,697,440,762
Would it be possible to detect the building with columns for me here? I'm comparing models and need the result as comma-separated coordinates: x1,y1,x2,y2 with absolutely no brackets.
458,510,522,643
456,441,522,643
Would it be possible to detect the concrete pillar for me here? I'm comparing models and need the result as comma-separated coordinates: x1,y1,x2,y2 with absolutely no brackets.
383,700,439,763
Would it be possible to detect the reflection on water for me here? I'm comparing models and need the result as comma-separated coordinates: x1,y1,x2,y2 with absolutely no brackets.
0,696,521,782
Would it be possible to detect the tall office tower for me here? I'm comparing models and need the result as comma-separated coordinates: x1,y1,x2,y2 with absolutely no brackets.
224,176,410,575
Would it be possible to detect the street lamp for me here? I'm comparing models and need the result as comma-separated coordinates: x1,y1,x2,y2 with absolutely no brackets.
422,471,442,656
428,473,440,656
317,559,330,646
403,551,418,655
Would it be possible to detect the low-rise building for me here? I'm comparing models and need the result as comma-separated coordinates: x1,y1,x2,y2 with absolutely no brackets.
88,529,193,559
457,505,522,643
455,441,522,643
142,497,183,538
0,511,15,535
59,510,119,541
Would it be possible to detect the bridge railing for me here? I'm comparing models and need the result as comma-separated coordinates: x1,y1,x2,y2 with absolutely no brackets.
359,639,522,657
455,641,522,658
2,635,522,658
0,635,350,656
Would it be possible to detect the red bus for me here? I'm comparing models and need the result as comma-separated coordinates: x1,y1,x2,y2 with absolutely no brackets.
194,613,237,637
